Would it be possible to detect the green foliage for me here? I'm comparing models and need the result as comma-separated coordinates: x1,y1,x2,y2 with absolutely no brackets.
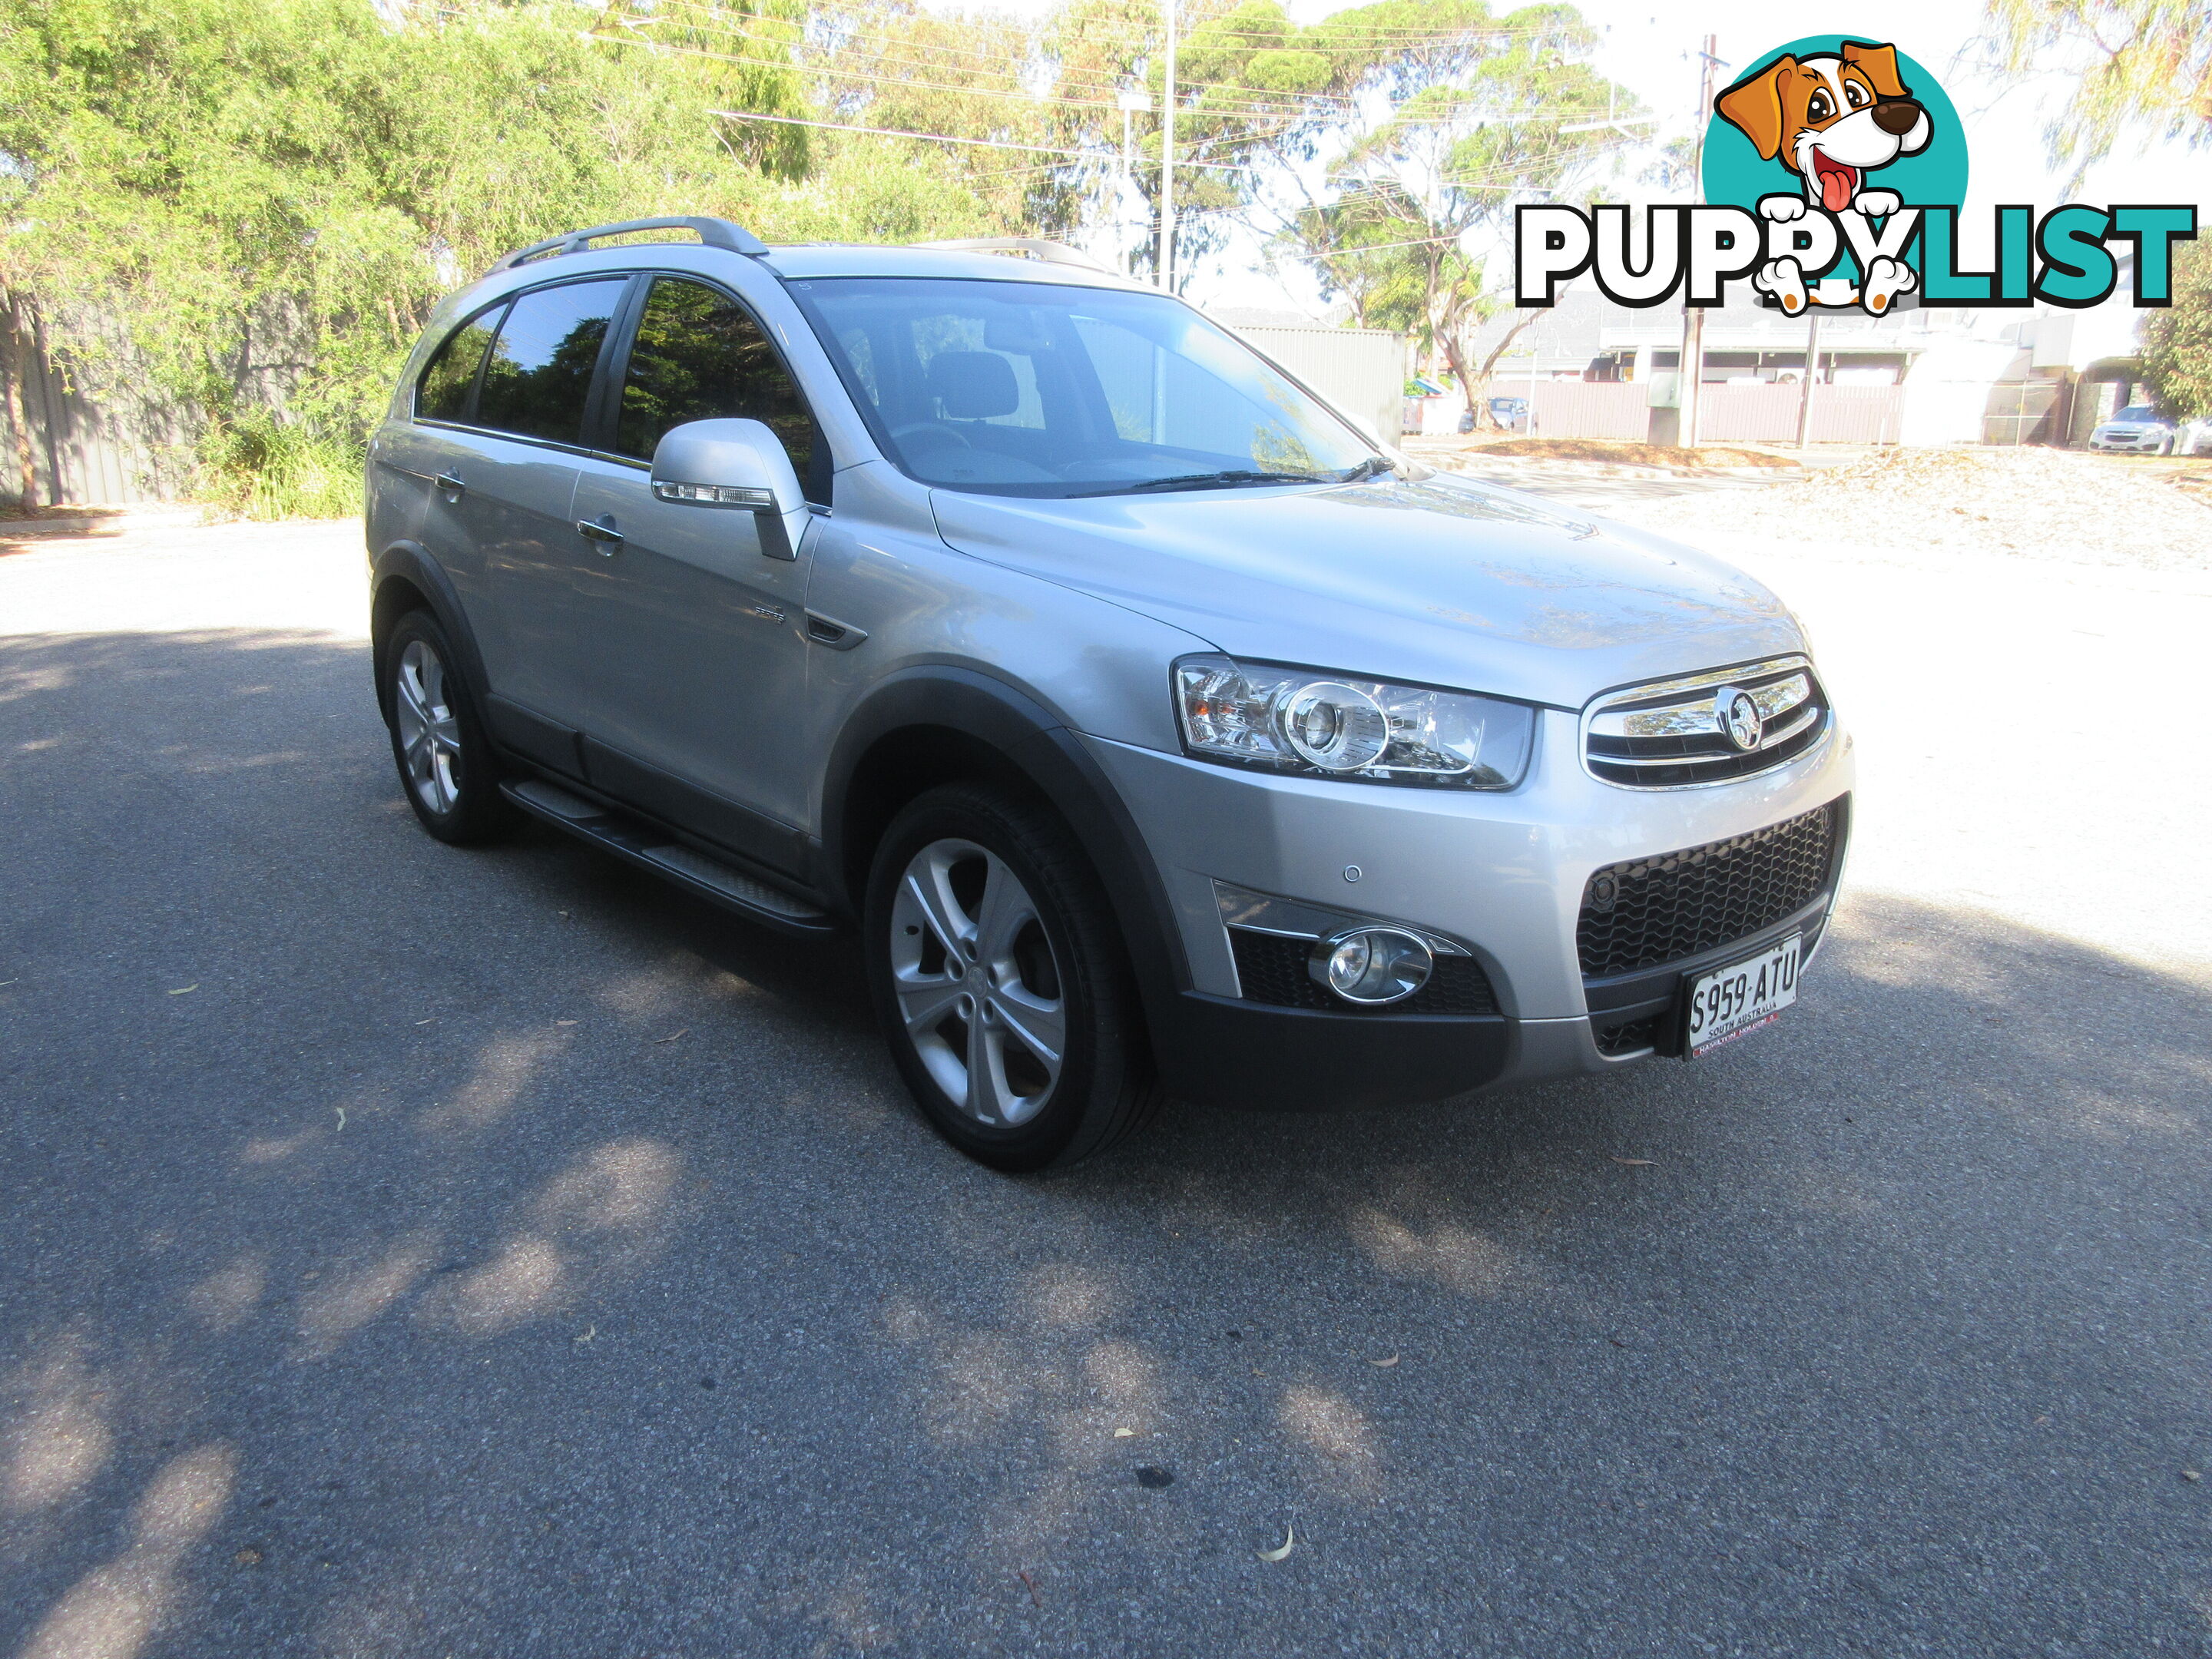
197,411,363,520
2141,238,2212,419
1237,2,1628,378
0,0,993,504
1982,0,2211,187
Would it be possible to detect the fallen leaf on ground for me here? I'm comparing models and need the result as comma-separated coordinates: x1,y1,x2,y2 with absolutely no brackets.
1113,1427,1137,1438
414,1018,435,1025
1257,1524,1296,1562
1369,1354,1399,1367
168,985,198,995
556,1019,578,1027
1018,1569,1041,1608
654,1029,689,1044
2186,1470,2202,1482
1610,1157,1654,1166
333,1107,345,1132
233,1548,262,1566
574,1325,595,1345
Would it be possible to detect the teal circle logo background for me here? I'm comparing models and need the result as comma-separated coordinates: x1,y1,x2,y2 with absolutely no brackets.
1700,37,1969,214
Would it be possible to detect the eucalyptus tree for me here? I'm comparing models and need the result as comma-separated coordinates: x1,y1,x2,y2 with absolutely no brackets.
1169,0,1637,379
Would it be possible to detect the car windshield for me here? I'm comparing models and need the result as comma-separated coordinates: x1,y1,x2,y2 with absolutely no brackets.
2114,406,2157,422
784,276,1376,498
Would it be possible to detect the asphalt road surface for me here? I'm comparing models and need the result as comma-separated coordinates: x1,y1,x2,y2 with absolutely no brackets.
4,514,2209,1657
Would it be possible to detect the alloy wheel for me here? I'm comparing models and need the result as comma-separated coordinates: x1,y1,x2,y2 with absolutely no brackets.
887,838,1067,1126
393,637,463,816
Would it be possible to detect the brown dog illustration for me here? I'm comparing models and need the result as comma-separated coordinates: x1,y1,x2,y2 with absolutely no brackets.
1716,41,1931,313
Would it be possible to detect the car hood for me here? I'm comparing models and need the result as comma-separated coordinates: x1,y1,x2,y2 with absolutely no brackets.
929,474,1801,709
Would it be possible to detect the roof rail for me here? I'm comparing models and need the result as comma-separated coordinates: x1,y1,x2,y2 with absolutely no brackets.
492,216,769,273
909,237,1112,273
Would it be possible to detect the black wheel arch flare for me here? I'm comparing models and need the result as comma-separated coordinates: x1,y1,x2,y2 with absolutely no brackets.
816,666,1194,1016
369,541,490,724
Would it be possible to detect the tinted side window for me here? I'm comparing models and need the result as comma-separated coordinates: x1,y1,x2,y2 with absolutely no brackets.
616,278,822,499
417,306,504,423
475,280,627,444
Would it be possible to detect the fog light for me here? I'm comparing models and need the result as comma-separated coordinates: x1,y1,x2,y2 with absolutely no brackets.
1308,927,1433,1005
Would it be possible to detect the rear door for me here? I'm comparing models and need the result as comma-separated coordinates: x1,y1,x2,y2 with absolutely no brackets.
568,274,828,869
394,299,508,647
442,276,631,737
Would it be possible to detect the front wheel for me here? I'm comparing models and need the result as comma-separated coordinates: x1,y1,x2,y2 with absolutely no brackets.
864,784,1161,1171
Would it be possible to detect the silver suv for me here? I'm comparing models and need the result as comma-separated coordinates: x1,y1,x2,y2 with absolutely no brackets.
366,216,1853,1170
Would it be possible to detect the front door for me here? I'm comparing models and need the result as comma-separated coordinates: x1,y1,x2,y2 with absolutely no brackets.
568,275,826,872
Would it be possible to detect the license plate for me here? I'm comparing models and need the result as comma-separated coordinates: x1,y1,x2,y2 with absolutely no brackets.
1684,935,1801,1058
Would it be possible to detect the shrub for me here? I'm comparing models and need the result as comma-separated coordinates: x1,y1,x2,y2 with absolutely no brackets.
197,413,363,521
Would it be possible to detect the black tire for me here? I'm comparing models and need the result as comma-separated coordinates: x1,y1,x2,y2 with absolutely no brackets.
864,783,1161,1171
380,609,517,846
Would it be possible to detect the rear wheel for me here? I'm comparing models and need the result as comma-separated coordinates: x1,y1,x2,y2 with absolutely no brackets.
865,784,1160,1171
381,611,515,846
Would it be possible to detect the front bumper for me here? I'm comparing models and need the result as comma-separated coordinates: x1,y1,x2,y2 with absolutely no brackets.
1083,704,1855,1111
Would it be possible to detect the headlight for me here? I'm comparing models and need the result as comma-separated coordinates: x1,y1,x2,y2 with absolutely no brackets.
1174,654,1535,790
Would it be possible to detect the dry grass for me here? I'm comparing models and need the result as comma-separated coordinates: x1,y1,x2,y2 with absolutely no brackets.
1622,445,2212,571
1432,437,1800,470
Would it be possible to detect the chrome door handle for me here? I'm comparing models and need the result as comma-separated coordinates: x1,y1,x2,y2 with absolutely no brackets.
433,472,466,497
576,518,624,554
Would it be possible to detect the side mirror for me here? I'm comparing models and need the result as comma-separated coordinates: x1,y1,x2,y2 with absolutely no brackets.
648,418,808,561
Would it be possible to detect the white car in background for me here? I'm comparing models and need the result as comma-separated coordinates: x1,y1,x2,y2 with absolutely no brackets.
2174,416,2212,457
2089,405,2178,454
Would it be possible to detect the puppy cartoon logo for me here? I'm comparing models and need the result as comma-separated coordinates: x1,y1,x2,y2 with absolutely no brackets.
1717,44,1929,219
1514,35,2194,320
1714,41,1939,315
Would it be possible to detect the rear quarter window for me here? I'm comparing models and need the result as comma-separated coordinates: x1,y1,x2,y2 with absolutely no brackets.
416,306,505,423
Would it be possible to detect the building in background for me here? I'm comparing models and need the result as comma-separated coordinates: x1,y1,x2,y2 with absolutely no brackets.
1462,276,2158,448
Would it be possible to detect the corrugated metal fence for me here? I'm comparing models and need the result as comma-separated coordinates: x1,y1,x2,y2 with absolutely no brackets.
1527,382,1646,439
1,307,182,507
1230,325,1408,445
1699,383,1904,445
1515,380,1905,444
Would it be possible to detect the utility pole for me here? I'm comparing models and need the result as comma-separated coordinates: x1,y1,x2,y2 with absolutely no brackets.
1794,311,1822,449
1677,32,1720,449
1118,88,1148,277
1159,0,1177,293
1525,318,1540,436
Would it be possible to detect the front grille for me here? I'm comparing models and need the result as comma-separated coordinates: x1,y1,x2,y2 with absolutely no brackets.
1229,929,1498,1015
1584,657,1830,787
1578,800,1841,979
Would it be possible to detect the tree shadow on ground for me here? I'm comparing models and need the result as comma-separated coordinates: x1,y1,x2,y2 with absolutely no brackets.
4,627,2208,1657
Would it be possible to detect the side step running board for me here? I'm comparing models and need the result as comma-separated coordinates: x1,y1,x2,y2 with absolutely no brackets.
501,778,835,935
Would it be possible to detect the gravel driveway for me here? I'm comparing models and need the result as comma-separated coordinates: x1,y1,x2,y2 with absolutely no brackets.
3,511,2208,1657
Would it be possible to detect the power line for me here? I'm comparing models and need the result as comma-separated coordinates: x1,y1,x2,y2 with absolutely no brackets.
710,108,1084,155
708,106,1259,171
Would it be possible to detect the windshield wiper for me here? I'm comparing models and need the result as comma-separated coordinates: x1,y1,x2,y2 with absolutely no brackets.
1340,455,1397,482
1069,469,1328,498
